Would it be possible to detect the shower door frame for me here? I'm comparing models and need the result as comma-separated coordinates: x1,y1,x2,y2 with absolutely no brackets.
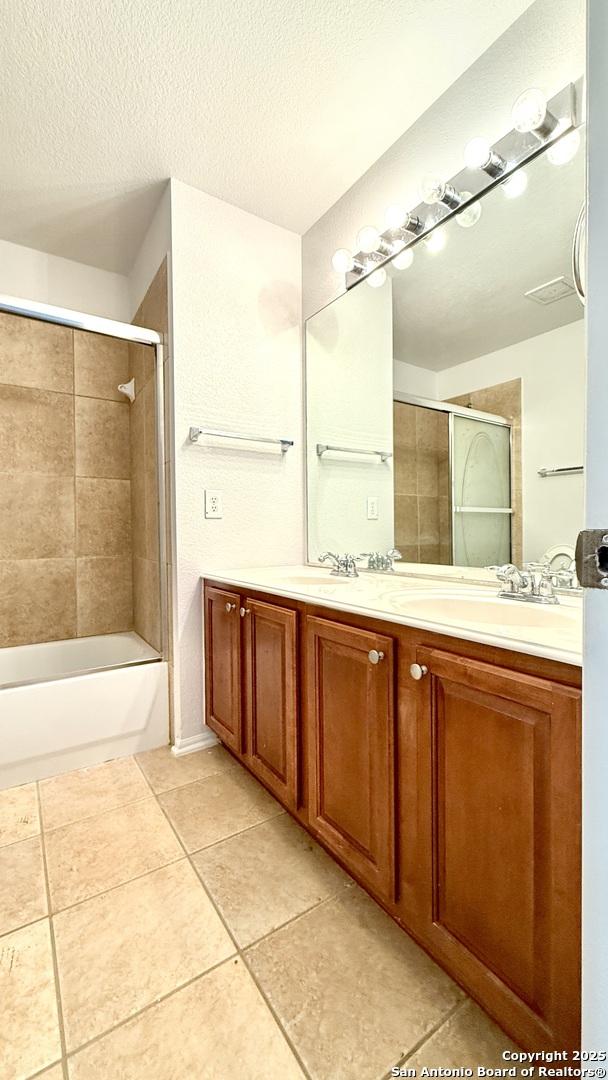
0,293,168,660
393,391,513,567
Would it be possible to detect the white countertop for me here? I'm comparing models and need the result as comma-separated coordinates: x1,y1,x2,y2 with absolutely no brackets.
202,564,582,667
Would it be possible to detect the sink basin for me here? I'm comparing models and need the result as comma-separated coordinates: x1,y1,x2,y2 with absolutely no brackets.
385,591,579,631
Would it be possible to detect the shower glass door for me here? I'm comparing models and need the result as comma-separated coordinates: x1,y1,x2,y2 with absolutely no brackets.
451,415,512,567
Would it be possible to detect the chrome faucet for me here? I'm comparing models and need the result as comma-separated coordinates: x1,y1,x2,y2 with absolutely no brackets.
487,563,559,605
319,552,359,577
359,549,403,572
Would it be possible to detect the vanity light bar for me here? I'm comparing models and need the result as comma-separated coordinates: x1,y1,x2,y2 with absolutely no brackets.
338,80,580,290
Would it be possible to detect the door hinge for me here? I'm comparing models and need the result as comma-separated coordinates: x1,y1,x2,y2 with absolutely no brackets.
575,529,608,589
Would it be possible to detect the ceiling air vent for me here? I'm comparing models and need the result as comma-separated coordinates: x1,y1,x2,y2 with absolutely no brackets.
524,276,577,305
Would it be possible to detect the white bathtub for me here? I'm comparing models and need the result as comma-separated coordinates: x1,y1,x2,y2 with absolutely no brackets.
0,632,169,789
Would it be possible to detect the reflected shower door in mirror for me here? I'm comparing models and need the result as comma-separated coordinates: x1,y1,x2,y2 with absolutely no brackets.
305,127,586,572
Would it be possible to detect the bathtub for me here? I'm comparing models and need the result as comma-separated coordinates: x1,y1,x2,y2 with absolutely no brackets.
0,631,169,789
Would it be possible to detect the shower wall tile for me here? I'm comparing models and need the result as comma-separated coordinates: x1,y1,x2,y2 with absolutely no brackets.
143,379,160,563
419,544,440,563
0,475,75,559
395,495,419,546
133,557,161,653
0,312,73,394
130,260,166,654
416,451,439,498
76,478,132,557
418,497,440,545
128,344,156,399
134,258,169,345
393,402,417,450
75,396,130,479
74,332,130,402
0,386,74,475
0,558,76,647
76,556,133,637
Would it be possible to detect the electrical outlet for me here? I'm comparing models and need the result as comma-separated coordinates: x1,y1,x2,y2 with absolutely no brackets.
204,490,223,519
367,496,379,521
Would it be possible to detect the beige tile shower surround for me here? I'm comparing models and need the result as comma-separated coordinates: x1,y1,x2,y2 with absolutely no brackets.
394,402,451,565
0,747,518,1079
129,258,169,655
0,284,165,650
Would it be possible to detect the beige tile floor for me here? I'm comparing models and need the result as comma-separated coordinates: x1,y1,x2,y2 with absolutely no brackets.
0,744,518,1080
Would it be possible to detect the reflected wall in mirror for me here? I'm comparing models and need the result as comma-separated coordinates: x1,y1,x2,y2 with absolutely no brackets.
306,129,585,572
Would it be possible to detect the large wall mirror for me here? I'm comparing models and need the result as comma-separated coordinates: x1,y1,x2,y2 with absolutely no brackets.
306,129,585,573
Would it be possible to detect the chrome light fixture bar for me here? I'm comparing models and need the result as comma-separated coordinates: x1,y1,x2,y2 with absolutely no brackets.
341,80,581,290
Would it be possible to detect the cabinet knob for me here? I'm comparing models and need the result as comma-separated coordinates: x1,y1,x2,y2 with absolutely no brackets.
368,649,385,665
225,602,236,613
410,663,428,680
240,607,250,617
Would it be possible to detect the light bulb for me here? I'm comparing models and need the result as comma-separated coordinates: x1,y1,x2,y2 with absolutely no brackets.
392,248,414,270
463,137,506,178
547,128,581,165
420,175,462,209
331,248,355,273
425,228,447,254
455,195,482,229
357,226,380,254
366,267,387,288
385,204,408,230
420,175,447,205
464,137,492,170
511,88,556,137
502,170,528,199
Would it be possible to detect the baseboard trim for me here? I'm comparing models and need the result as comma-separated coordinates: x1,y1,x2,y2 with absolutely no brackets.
171,729,218,756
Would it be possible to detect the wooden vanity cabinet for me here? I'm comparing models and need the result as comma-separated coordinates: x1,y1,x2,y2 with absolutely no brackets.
243,598,298,810
412,646,581,1051
204,586,299,806
204,586,242,752
202,579,582,1051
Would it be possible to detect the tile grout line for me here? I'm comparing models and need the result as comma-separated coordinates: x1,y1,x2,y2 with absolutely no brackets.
40,789,157,837
63,957,236,1064
132,755,314,1080
35,781,70,1080
379,998,469,1080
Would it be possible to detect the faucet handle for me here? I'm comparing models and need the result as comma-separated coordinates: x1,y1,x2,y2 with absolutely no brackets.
387,549,402,561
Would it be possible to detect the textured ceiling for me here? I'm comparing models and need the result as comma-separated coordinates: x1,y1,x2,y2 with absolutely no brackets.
0,0,535,272
389,134,585,370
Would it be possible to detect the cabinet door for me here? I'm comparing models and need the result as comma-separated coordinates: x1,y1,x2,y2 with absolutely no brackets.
415,647,581,1050
306,616,396,902
243,598,298,809
204,586,242,752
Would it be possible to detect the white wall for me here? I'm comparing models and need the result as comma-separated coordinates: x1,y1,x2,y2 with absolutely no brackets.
394,360,438,400
437,320,585,562
169,179,303,746
302,0,585,320
0,238,130,321
307,281,394,557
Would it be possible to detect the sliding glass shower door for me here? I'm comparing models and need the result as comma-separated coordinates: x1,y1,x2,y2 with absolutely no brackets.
451,414,512,567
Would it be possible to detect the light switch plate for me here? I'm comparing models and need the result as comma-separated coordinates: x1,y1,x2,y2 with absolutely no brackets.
204,490,223,519
367,496,379,521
